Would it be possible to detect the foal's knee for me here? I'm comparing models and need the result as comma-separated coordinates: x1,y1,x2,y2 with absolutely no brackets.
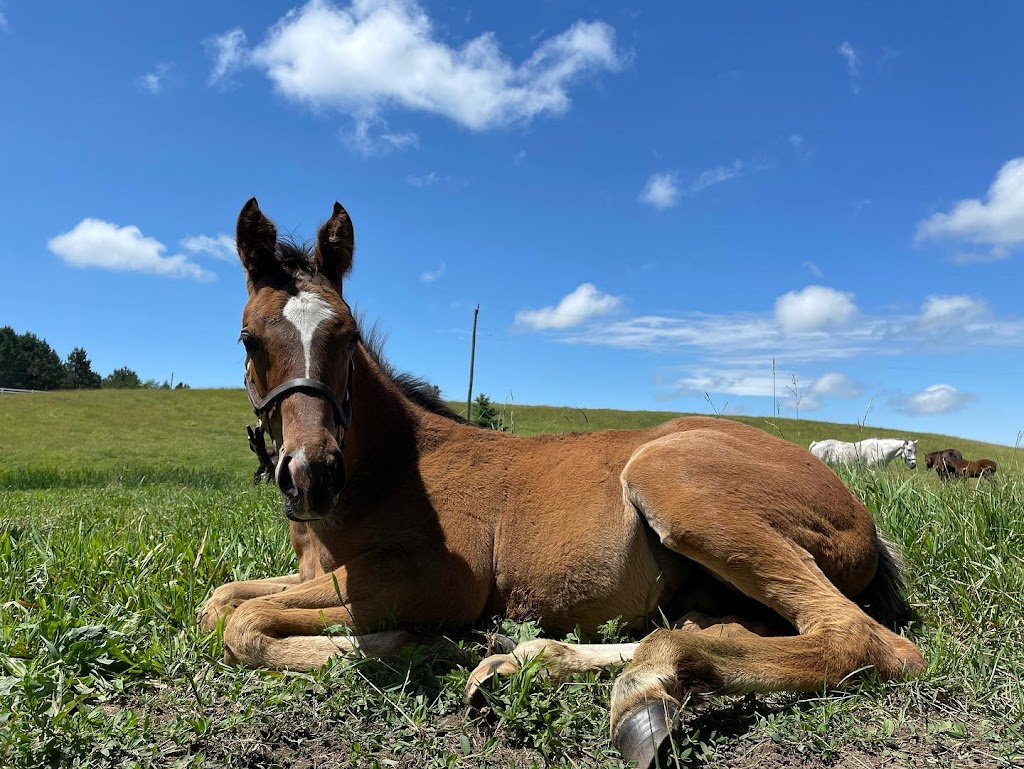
221,602,273,668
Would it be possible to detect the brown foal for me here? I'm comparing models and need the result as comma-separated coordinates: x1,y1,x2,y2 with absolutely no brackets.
200,199,925,768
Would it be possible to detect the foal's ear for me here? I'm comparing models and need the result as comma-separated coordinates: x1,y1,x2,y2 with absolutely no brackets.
236,198,279,285
315,201,355,288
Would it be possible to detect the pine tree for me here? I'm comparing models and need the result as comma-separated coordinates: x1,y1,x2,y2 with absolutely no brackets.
0,327,65,389
0,326,27,388
472,393,503,430
103,367,142,389
64,347,102,389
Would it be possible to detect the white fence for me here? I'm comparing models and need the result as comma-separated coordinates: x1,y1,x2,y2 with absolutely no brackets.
0,387,42,394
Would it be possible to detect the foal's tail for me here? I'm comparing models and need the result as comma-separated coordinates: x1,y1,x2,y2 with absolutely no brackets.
855,535,913,630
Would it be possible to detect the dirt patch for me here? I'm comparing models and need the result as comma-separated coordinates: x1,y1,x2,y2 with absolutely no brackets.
714,734,1006,769
90,683,1015,769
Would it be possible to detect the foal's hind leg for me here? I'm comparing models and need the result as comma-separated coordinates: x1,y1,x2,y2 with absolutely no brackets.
466,639,639,710
610,435,925,768
465,614,769,709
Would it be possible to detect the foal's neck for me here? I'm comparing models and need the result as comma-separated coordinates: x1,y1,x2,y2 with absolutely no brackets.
340,343,451,471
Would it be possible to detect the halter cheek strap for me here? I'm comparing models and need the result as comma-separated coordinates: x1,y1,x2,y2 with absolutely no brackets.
247,376,349,428
245,358,355,485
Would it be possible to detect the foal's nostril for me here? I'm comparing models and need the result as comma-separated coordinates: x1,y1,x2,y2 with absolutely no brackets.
277,453,298,497
329,449,346,493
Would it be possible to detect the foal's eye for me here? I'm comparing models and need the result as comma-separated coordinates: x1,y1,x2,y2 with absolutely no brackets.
239,331,260,353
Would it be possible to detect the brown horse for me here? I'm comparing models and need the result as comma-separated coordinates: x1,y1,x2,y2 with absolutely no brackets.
941,455,997,480
925,448,961,471
200,199,925,769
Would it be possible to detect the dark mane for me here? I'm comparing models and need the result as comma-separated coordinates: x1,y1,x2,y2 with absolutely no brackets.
359,322,467,424
271,239,464,424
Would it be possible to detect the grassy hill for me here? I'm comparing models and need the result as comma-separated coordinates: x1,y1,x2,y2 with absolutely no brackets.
0,389,1017,487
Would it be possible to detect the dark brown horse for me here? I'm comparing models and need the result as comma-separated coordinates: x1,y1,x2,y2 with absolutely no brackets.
925,448,961,471
200,199,925,769
941,455,997,480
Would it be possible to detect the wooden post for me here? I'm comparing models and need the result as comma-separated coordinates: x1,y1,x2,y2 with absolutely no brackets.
466,304,479,422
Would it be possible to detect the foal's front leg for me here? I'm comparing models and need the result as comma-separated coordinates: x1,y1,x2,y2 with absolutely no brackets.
219,549,476,670
199,573,301,630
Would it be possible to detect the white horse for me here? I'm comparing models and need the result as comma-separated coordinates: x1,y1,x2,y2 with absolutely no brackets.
809,438,918,469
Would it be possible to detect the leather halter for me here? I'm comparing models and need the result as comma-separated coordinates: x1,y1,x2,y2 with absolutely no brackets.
245,357,355,484
246,375,351,429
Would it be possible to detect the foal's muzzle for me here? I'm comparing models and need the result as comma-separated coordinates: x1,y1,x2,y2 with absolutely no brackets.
277,448,346,520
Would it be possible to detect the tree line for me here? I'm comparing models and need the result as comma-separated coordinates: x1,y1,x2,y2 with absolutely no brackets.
0,327,189,391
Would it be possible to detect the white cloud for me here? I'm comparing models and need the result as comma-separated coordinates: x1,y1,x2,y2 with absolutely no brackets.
48,219,215,281
894,384,976,415
774,285,858,333
946,248,1010,265
663,370,778,398
657,368,825,412
206,28,248,85
638,172,679,210
853,198,872,215
784,393,820,413
802,261,823,278
788,133,804,149
918,295,990,330
516,283,622,330
420,262,445,282
690,160,742,193
210,0,622,133
346,115,418,155
658,366,860,409
837,41,859,94
809,372,860,398
916,157,1024,250
135,63,173,94
181,234,237,261
406,171,439,187
540,285,1024,383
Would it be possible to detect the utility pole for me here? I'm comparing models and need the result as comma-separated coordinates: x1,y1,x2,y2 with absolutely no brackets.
466,304,479,422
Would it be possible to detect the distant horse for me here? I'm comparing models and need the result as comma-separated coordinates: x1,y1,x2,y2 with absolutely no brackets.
925,448,962,472
809,438,918,469
200,200,924,769
941,455,997,480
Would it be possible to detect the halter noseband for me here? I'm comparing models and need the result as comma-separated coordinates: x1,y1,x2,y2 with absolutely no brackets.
245,358,355,485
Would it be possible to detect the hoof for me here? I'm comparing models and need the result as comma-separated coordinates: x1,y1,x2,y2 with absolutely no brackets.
612,699,678,769
465,654,519,714
198,604,232,632
486,632,516,655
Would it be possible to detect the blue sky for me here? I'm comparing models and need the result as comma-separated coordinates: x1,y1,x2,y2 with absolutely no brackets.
2,1,1024,445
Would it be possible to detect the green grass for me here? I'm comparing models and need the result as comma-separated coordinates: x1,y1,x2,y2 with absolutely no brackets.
2,389,1019,485
1,390,1022,767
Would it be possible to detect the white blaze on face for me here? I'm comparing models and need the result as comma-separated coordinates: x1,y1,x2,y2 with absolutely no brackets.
282,291,335,377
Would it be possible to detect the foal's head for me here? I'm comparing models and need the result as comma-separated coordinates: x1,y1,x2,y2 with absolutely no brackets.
236,198,359,520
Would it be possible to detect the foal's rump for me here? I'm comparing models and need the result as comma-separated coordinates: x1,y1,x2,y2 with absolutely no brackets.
621,419,883,601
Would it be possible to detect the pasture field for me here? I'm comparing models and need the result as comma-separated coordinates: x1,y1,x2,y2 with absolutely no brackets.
1,390,1022,768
